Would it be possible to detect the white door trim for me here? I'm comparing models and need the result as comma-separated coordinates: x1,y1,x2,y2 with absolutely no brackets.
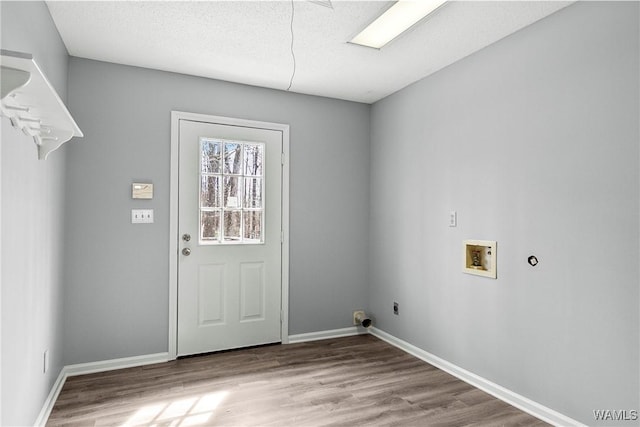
169,111,290,360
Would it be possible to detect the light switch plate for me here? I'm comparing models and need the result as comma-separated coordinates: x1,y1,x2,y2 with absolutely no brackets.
449,211,457,227
132,209,154,224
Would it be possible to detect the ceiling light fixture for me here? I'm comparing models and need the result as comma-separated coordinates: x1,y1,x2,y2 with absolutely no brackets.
308,0,333,8
349,0,447,49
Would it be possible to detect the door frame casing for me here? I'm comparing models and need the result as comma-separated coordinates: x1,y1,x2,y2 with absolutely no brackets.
168,111,290,360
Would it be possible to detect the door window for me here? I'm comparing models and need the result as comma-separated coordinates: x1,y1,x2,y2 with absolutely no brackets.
199,138,265,244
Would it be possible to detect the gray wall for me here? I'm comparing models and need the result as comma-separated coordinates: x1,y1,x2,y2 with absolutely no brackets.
1,2,70,425
64,58,371,363
369,2,639,425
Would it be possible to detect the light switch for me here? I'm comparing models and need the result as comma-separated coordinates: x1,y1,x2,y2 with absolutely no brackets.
132,209,154,224
449,211,457,227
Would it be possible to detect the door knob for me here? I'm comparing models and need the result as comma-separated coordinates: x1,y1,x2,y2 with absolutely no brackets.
182,247,191,256
182,233,191,242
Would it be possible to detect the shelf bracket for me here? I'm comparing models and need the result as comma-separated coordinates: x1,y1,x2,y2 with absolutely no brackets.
1,49,83,160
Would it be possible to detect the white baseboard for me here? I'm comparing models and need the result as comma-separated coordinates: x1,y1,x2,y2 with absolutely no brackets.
35,352,170,426
369,327,585,427
288,326,365,343
34,369,66,427
63,352,170,377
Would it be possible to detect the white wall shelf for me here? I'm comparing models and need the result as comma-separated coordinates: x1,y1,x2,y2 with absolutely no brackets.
1,49,83,160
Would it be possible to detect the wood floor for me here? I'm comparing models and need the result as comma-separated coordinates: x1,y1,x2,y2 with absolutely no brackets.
47,335,548,426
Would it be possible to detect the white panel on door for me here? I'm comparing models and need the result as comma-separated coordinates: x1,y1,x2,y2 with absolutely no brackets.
240,262,265,322
198,264,225,326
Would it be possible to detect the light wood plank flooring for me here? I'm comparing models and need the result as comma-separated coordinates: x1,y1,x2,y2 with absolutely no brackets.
47,335,547,426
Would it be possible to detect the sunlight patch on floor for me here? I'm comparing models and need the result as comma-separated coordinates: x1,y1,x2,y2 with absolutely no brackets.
120,391,229,426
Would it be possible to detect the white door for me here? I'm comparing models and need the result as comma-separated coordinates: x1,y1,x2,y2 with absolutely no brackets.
177,119,283,356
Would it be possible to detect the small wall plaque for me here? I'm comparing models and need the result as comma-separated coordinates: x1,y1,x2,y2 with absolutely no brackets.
132,183,153,199
463,240,497,279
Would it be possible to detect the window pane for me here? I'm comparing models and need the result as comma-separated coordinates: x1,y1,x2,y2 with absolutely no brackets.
201,140,221,174
201,211,220,241
244,144,264,176
243,178,262,208
224,143,242,175
223,211,241,241
223,176,242,208
200,176,221,208
243,211,263,242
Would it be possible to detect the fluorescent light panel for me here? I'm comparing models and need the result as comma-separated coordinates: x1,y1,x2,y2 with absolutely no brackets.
350,0,446,49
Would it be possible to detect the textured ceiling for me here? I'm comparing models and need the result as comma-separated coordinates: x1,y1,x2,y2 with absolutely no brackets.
46,1,573,104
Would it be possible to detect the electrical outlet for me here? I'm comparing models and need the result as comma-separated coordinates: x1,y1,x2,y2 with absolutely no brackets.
353,310,365,326
393,302,399,315
43,350,49,374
